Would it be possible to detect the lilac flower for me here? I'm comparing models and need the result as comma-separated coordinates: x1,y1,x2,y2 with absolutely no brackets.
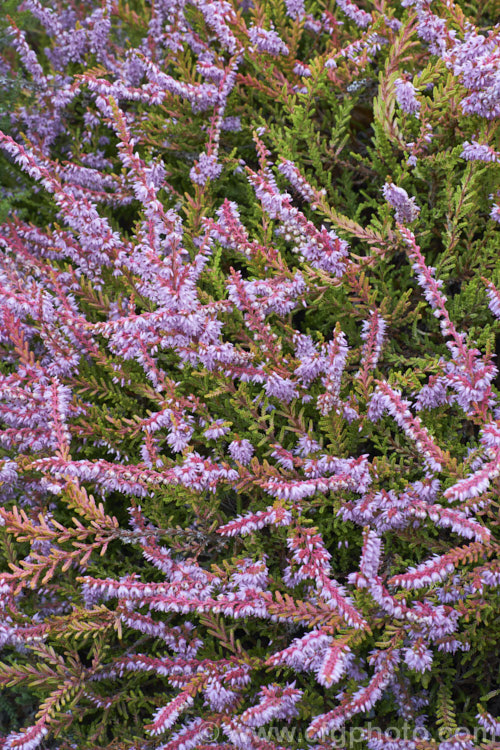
444,447,500,503
119,613,201,654
229,558,269,593
293,62,311,77
366,734,421,749
294,333,326,385
359,530,382,579
442,347,497,414
196,52,225,84
248,25,289,57
438,738,476,750
336,0,372,28
263,472,361,502
166,421,194,453
203,678,239,711
480,422,500,452
0,460,18,487
461,140,500,162
207,200,251,254
359,309,386,373
240,683,302,727
404,643,433,672
147,693,194,735
247,167,349,276
484,280,500,319
382,182,421,223
221,116,241,131
278,159,320,203
298,226,349,275
172,452,238,493
294,435,321,456
412,478,441,502
308,650,401,736
264,373,298,403
477,709,500,737
270,444,296,470
490,195,500,223
227,271,307,316
159,718,216,750
284,0,305,20
266,629,333,672
203,419,230,440
368,382,448,472
228,439,254,465
26,0,112,67
414,376,449,411
444,29,500,119
317,325,349,415
217,505,292,537
416,8,451,56
394,77,421,115
125,56,221,112
317,643,352,687
4,724,49,750
0,134,120,278
7,24,47,87
196,0,239,54
190,152,222,186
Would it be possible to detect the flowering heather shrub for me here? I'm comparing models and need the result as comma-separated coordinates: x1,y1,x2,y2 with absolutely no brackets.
0,0,500,748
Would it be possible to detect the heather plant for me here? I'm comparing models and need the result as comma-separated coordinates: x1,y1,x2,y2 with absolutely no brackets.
0,1,499,749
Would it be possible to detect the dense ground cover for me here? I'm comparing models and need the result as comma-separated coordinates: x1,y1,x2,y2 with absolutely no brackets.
0,0,499,748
